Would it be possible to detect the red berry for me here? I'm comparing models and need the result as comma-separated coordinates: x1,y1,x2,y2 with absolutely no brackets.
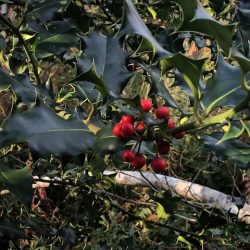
122,149,135,162
167,118,175,129
131,154,146,169
157,141,170,155
151,157,167,172
120,115,134,124
155,106,170,119
174,131,185,139
140,99,153,113
120,123,134,138
112,123,122,137
135,122,146,134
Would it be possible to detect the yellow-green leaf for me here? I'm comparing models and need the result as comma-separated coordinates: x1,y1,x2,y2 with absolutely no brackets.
156,202,169,220
147,7,157,19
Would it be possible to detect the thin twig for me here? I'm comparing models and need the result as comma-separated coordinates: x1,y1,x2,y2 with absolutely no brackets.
110,199,207,238
33,176,73,186
185,153,211,196
0,14,41,85
99,189,156,206
226,162,243,198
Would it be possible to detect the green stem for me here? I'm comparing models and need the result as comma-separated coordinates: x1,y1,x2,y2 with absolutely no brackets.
193,98,201,123
0,14,41,85
202,93,250,125
146,93,249,140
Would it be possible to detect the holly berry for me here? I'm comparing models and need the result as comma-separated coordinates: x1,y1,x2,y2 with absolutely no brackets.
167,118,175,129
131,153,146,169
174,131,185,139
151,157,167,172
122,149,135,162
156,106,170,119
157,141,170,155
140,99,153,113
120,115,134,124
135,122,146,134
120,123,135,138
112,123,122,137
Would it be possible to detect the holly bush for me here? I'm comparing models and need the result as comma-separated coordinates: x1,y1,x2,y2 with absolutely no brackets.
0,0,250,249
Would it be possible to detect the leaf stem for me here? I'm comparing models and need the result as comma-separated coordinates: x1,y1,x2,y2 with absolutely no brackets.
202,93,250,125
0,14,41,85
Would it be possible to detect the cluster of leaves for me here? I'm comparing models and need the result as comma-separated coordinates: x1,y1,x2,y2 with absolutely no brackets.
0,0,249,248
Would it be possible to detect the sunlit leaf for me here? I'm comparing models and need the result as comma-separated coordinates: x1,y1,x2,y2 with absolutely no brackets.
147,7,157,20
156,203,169,220
216,121,245,144
176,236,192,250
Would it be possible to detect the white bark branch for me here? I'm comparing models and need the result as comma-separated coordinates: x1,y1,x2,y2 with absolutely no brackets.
1,172,249,224
103,170,250,224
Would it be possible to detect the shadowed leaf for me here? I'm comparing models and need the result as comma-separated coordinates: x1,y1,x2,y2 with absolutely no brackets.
0,104,94,156
201,54,248,115
74,32,132,100
0,166,33,208
93,122,125,155
203,132,250,168
0,218,26,239
119,0,171,59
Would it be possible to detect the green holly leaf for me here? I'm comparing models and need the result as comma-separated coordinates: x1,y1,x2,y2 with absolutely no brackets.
74,81,103,106
35,31,79,59
0,104,94,156
202,54,248,115
236,1,250,56
119,0,171,59
26,0,71,23
173,0,235,54
26,19,79,59
203,132,250,168
93,122,125,155
217,121,245,144
0,166,33,208
0,69,53,103
0,218,26,239
173,70,194,105
139,64,179,109
231,48,250,93
74,32,132,100
169,53,205,99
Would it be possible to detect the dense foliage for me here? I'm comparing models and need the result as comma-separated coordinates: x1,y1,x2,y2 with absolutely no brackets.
0,0,249,249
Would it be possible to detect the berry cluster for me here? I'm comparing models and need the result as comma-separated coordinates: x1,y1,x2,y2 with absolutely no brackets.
112,99,186,173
